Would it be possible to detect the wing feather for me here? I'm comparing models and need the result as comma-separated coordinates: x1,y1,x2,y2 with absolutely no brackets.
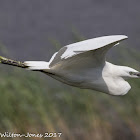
49,35,128,68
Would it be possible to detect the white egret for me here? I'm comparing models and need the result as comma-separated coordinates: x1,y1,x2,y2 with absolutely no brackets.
0,35,139,95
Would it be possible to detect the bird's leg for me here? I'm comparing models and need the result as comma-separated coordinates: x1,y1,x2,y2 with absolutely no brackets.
0,56,27,68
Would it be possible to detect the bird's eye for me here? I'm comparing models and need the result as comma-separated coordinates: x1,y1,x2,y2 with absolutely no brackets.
129,72,133,75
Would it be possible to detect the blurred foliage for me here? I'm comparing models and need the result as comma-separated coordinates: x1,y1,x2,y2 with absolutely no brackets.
0,32,139,140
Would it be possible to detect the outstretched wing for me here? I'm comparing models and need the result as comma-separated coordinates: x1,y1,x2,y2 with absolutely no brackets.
49,35,128,69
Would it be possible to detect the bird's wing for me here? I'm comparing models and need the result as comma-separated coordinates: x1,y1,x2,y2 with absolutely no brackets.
49,35,128,69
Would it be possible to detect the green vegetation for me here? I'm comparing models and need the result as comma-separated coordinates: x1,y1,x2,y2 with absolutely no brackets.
0,35,139,140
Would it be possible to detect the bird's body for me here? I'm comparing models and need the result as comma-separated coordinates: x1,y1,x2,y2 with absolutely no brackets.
43,62,131,95
0,35,139,96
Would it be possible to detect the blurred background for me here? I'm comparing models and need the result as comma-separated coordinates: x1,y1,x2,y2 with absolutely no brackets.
0,0,139,140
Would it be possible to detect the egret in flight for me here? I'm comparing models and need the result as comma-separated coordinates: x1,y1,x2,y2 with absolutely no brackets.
0,35,139,95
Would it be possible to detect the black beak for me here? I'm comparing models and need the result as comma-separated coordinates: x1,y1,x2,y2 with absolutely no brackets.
134,72,140,77
130,72,140,77
137,72,140,77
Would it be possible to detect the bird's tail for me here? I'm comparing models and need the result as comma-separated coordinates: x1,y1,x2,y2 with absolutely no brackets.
24,61,49,70
0,56,50,70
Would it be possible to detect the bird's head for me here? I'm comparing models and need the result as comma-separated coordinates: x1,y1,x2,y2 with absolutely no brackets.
120,66,140,79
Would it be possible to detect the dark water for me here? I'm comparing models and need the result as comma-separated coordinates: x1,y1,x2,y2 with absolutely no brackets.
0,0,139,61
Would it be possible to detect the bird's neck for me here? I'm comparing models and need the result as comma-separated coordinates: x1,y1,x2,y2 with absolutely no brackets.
104,62,126,77
102,62,131,95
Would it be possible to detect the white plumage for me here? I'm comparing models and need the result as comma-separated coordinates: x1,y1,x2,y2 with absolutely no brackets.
24,35,140,96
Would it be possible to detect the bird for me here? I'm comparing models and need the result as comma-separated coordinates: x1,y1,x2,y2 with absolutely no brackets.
0,35,139,96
